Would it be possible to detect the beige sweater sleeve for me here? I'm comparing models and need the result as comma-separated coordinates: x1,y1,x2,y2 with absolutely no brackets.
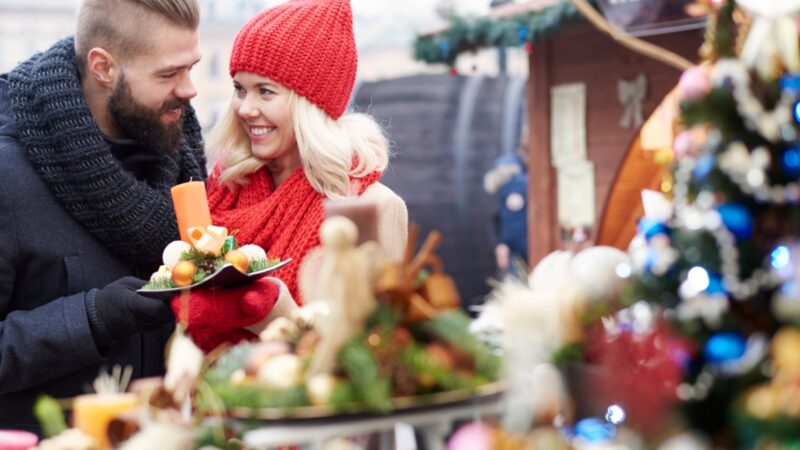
360,182,408,262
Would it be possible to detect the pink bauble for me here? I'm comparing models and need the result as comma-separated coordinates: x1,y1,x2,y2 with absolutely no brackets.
672,130,692,160
0,430,38,450
447,422,494,450
678,67,712,102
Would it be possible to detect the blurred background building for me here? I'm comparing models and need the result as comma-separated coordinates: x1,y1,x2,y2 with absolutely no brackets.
0,0,527,128
0,0,532,307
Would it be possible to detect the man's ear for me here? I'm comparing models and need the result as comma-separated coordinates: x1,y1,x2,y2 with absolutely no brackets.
86,47,119,88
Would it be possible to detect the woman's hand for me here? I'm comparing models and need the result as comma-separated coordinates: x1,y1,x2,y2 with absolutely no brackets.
170,278,279,353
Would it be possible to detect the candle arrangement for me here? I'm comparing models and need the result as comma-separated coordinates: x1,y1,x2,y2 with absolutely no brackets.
198,220,500,416
139,181,284,293
72,367,138,450
140,226,281,291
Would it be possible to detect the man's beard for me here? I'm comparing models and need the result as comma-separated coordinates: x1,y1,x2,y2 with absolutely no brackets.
108,74,188,155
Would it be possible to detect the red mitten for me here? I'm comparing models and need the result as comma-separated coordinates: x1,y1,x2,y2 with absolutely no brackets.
170,278,279,353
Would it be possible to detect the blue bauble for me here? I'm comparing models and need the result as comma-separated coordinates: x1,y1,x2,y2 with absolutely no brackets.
794,100,800,126
705,274,725,294
694,153,715,180
573,418,616,443
717,203,753,240
705,332,746,364
780,74,800,93
637,217,669,240
518,26,528,43
783,147,800,179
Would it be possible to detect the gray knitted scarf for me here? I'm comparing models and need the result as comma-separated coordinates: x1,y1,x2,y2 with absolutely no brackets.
8,37,207,272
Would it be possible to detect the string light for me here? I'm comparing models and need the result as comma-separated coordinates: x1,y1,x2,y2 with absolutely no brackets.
717,141,800,205
605,404,626,425
771,245,791,269
713,59,795,143
673,155,779,300
687,267,711,292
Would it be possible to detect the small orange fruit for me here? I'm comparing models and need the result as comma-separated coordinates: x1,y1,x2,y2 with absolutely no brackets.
224,250,250,273
172,260,196,287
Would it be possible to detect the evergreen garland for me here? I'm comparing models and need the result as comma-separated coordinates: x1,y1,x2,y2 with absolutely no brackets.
413,0,586,66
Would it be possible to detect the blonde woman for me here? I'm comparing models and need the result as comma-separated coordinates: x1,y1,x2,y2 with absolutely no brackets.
172,0,408,352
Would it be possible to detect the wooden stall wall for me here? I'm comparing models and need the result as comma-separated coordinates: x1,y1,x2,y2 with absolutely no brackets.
354,74,524,308
527,24,702,265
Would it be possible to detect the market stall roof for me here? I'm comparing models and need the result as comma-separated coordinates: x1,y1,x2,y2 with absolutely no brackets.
413,0,585,66
489,0,560,18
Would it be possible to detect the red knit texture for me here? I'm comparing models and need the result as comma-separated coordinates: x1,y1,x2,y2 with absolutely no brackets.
207,165,381,304
170,278,279,353
229,0,357,120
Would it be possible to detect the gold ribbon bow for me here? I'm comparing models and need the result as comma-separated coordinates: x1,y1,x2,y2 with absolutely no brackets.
187,225,229,256
737,0,800,78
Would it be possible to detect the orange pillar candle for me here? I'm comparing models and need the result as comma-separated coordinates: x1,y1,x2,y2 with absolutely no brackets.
73,393,138,450
171,181,212,242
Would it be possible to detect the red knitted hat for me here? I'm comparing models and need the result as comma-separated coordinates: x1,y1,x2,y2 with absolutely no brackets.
229,0,357,120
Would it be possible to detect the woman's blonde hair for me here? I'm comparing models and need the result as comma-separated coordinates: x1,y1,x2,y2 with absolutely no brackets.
207,91,390,198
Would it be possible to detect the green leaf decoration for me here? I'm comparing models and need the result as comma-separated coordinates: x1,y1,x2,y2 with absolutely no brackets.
248,258,282,273
34,395,68,438
399,342,475,391
142,276,176,290
208,383,309,411
339,337,393,412
424,310,501,380
205,342,254,384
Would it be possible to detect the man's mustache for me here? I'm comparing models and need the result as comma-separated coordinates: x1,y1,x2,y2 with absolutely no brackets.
161,99,189,112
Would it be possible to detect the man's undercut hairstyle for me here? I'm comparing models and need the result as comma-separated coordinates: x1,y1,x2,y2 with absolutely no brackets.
75,0,200,75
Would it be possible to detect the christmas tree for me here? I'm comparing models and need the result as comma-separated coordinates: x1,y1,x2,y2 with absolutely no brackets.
613,1,800,448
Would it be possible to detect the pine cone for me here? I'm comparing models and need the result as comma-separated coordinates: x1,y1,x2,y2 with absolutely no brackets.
390,362,419,397
198,258,218,277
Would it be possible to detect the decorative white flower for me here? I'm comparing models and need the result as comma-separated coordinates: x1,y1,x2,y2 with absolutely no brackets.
35,428,98,450
164,329,203,403
118,422,194,450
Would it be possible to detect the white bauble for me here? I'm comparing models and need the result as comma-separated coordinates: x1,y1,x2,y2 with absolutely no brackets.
245,341,291,375
307,373,339,406
259,317,300,343
257,354,303,389
528,250,573,292
239,244,268,262
656,432,711,450
163,240,192,270
773,282,800,321
568,246,631,303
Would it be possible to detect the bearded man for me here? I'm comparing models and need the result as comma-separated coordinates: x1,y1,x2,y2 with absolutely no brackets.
0,0,207,431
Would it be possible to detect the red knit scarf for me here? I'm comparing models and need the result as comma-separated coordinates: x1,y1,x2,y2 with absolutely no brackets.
207,165,381,303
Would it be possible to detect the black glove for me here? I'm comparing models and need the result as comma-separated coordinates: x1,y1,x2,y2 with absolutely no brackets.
86,276,174,347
